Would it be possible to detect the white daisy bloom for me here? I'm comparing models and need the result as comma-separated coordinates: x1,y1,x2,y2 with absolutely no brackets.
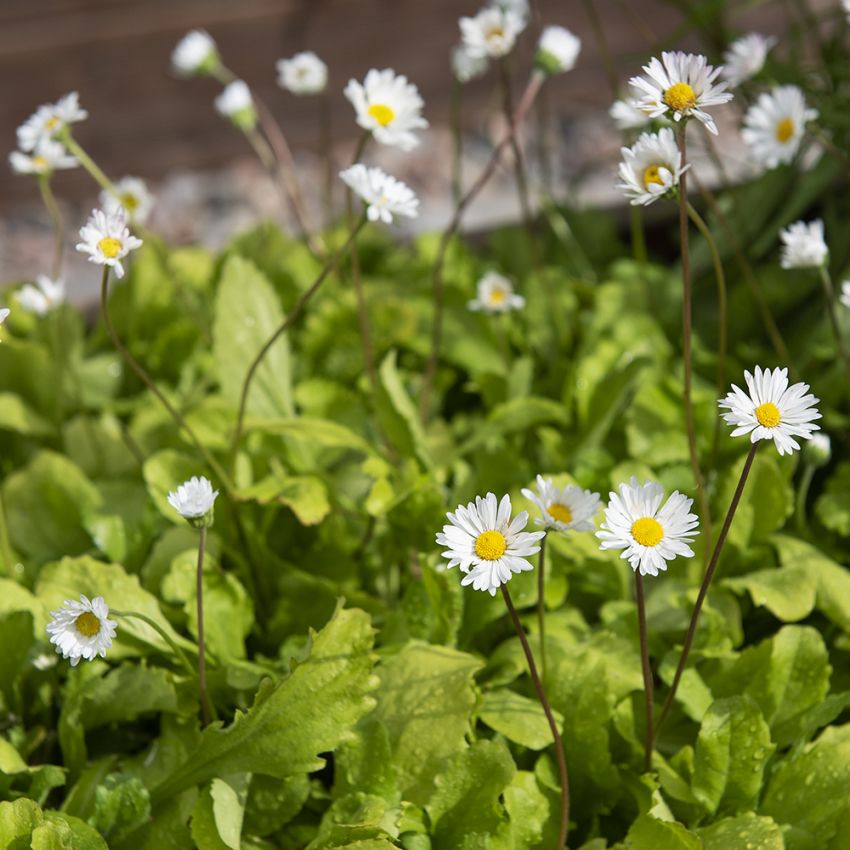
9,139,77,175
617,127,688,206
17,92,88,152
17,275,65,316
610,98,652,131
452,45,489,83
535,26,581,76
215,80,257,131
436,492,545,596
596,478,699,577
172,29,220,77
344,69,428,152
718,366,821,456
339,164,419,224
100,176,155,226
277,51,328,95
521,475,601,533
75,207,143,279
467,271,525,313
629,51,733,135
742,85,818,170
841,281,850,308
167,475,219,521
779,219,828,269
459,7,526,59
722,33,776,87
46,595,117,666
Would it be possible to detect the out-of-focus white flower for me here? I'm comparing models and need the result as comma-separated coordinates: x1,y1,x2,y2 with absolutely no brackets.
535,25,581,75
742,85,817,169
467,272,525,313
460,6,526,59
841,280,850,308
172,29,220,77
17,275,65,316
17,92,87,152
167,475,219,525
215,80,257,131
804,432,831,467
452,45,489,83
617,127,687,206
722,33,776,87
76,207,143,279
277,51,328,95
9,139,77,175
629,51,733,135
46,595,117,666
843,0,850,22
100,176,155,226
0,308,9,328
344,69,428,151
339,164,419,224
779,219,828,269
521,474,600,533
719,366,821,456
610,98,652,131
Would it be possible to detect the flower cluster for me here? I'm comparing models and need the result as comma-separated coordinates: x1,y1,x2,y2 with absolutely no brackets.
10,93,85,179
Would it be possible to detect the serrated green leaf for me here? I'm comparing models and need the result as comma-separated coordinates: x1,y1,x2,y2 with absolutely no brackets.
626,814,701,849
724,565,816,622
479,688,563,750
697,813,785,850
0,391,54,436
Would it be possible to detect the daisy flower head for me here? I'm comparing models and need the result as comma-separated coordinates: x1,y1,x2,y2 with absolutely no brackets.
467,271,525,313
9,139,77,176
46,595,117,666
17,275,65,316
841,281,850,308
779,219,828,269
172,29,220,77
535,26,581,76
617,127,688,206
339,164,419,224
277,51,328,95
167,475,219,526
804,431,831,468
610,98,652,131
344,69,428,152
742,85,818,170
521,475,601,533
722,33,776,87
629,51,733,135
597,478,699,577
719,366,821,456
452,45,489,83
100,176,155,226
459,6,526,59
17,92,87,152
75,207,143,279
215,80,257,132
436,492,545,596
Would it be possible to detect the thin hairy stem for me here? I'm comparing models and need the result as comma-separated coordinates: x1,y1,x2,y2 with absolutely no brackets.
636,573,654,772
38,177,65,279
61,134,114,194
537,534,548,682
818,267,850,379
451,78,464,207
196,526,212,725
111,610,195,677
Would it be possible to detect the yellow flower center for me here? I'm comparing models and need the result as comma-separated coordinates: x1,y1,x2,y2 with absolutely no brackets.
486,26,505,42
367,103,395,127
75,611,101,637
120,192,139,211
45,116,60,130
489,288,507,304
775,117,795,143
643,164,666,189
663,82,697,112
32,155,48,170
547,503,573,525
755,401,781,428
98,237,123,258
475,530,507,560
631,517,664,547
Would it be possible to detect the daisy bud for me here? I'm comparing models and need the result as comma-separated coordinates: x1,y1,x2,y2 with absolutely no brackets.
167,476,219,528
172,29,220,77
803,432,831,468
779,219,828,270
215,81,257,132
47,595,117,666
535,26,581,76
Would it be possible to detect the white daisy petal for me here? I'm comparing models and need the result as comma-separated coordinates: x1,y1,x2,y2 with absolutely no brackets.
459,7,525,60
778,219,828,269
17,275,65,316
617,127,688,206
522,475,601,533
277,51,328,95
46,595,117,666
167,475,219,520
75,207,143,279
742,85,817,170
722,33,776,87
340,164,419,225
100,176,155,227
467,271,524,314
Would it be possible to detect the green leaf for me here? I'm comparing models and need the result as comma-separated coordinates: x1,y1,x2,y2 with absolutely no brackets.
724,565,817,622
0,391,54,436
697,813,785,850
244,774,310,837
151,606,376,803
213,255,293,418
89,774,151,844
457,397,567,456
307,792,401,849
243,417,376,457
191,775,249,850
814,460,850,537
691,696,774,816
0,611,35,704
0,798,42,848
625,815,701,849
238,472,330,525
478,688,564,750
494,771,550,850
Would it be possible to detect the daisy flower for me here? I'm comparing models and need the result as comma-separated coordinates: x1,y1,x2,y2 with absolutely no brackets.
467,271,525,313
521,475,601,533
718,366,821,456
17,275,65,316
277,51,328,95
436,492,545,596
344,69,428,151
75,207,143,279
17,92,88,152
46,595,117,666
841,281,850,308
9,139,77,175
629,51,733,135
742,85,818,169
610,98,652,131
452,45,489,83
100,176,155,226
459,6,526,59
617,127,688,206
722,33,776,87
779,219,828,269
597,478,699,577
215,80,257,131
172,29,220,77
339,164,419,224
167,475,219,523
535,25,581,76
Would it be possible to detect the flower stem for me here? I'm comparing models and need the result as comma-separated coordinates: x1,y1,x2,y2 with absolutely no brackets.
37,176,65,280
450,78,463,208
111,609,196,677
655,441,759,735
501,584,569,847
795,462,816,534
818,267,850,379
537,534,548,682
196,526,212,725
61,134,114,194
635,572,654,772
